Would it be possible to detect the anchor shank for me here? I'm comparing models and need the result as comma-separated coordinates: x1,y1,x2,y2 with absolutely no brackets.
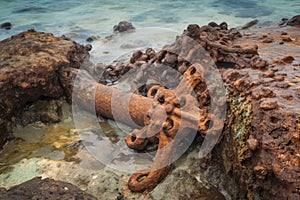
94,83,153,127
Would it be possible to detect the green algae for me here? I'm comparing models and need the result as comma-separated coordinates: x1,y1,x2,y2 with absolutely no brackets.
0,158,42,188
230,95,253,162
0,117,80,175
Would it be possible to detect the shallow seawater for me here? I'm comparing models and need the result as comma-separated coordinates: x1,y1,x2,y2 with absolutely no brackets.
1,0,299,67
0,0,299,44
0,101,227,199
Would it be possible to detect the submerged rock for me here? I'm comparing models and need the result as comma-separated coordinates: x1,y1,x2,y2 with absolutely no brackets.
0,22,12,30
240,19,259,30
16,99,64,126
86,35,100,42
280,15,300,28
0,177,97,200
113,21,135,33
286,15,300,27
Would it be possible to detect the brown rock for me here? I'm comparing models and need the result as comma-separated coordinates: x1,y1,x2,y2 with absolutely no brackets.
260,100,279,110
282,56,294,64
282,37,293,42
286,15,300,27
217,24,300,200
186,24,200,39
247,138,259,151
273,76,285,81
0,177,97,199
113,21,135,33
263,70,275,77
0,30,89,148
262,39,273,43
254,166,268,180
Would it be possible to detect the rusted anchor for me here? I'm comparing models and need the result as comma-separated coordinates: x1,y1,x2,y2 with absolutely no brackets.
95,64,208,192
124,66,206,192
64,63,209,192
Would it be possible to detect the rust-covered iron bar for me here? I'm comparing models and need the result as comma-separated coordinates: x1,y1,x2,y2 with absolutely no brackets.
94,83,153,127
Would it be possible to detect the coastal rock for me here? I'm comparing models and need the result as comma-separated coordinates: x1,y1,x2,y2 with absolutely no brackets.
286,15,300,27
86,35,100,42
0,22,12,30
16,99,64,126
113,21,135,33
220,25,300,199
280,15,300,28
0,177,97,200
240,19,259,30
0,30,90,148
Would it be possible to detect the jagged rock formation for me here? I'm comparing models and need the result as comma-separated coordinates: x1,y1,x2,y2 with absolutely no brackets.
218,25,300,199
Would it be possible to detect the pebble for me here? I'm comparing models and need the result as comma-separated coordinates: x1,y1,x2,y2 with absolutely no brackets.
254,166,268,180
273,76,284,81
282,56,294,64
113,21,135,33
117,194,124,200
263,70,275,77
256,60,268,68
262,39,273,43
247,138,259,151
86,35,100,42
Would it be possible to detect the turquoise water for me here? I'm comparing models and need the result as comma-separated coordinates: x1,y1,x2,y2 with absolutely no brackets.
0,0,299,44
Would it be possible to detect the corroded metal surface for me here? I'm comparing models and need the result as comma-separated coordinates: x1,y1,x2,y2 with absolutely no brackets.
125,66,203,192
94,83,153,127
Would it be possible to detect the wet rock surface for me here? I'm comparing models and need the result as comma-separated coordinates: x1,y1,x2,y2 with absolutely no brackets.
15,99,64,126
0,22,12,30
0,29,90,147
0,177,97,200
280,15,300,28
113,21,135,33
